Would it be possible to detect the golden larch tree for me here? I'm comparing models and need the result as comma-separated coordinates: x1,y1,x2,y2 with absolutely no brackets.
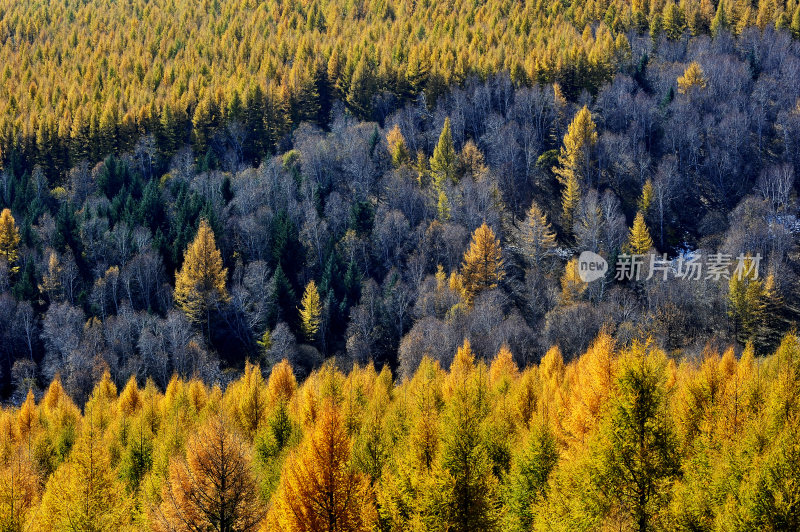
225,360,269,440
153,415,265,532
33,419,131,531
0,449,39,532
624,211,654,255
267,359,298,405
461,223,504,304
267,402,375,531
728,256,765,346
40,249,63,301
677,61,708,94
0,208,21,274
489,344,519,393
560,258,587,304
638,179,654,215
553,106,597,232
430,117,457,190
299,279,322,342
386,124,410,168
174,219,229,330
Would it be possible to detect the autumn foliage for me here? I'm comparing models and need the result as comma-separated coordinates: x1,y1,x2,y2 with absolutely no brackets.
0,334,798,530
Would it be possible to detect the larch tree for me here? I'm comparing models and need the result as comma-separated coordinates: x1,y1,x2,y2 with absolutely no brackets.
174,219,229,335
268,402,375,531
518,201,557,269
298,280,322,342
430,117,457,191
0,445,39,531
553,106,597,232
0,208,21,274
624,211,654,255
432,361,501,532
505,422,559,532
728,257,765,346
225,361,269,440
638,179,654,215
792,5,800,39
461,223,504,305
34,418,132,531
386,124,410,168
711,0,729,36
267,359,298,405
677,61,708,95
560,257,587,304
153,415,265,532
589,349,679,532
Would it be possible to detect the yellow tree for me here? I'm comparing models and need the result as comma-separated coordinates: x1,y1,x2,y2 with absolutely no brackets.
553,106,597,232
430,117,457,191
34,419,131,531
298,280,322,342
267,402,375,531
153,415,265,532
386,124,410,168
0,449,39,532
624,211,654,254
174,219,229,333
458,140,488,180
39,249,63,301
461,223,504,305
225,361,269,440
489,344,519,393
677,61,708,94
560,258,587,304
638,179,654,215
0,208,21,274
728,257,765,346
267,359,298,405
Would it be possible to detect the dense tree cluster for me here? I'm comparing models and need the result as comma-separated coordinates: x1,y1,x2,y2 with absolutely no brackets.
2,0,800,180
1,23,800,398
2,333,800,530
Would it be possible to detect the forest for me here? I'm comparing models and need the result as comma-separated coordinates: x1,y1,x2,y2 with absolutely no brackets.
1,334,799,530
1,25,799,399
1,0,800,528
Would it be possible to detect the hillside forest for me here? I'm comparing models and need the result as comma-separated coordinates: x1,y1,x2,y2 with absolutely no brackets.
1,0,800,528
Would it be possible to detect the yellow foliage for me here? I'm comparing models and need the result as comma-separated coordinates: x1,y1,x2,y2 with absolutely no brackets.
461,223,504,305
118,376,142,417
225,361,269,439
553,106,597,230
298,280,322,341
268,359,298,405
174,219,229,326
0,451,40,531
153,415,265,531
560,257,587,304
638,179,654,214
34,421,132,531
565,331,617,442
489,344,519,393
386,124,410,168
0,209,20,274
268,403,376,531
677,61,708,94
624,211,654,255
